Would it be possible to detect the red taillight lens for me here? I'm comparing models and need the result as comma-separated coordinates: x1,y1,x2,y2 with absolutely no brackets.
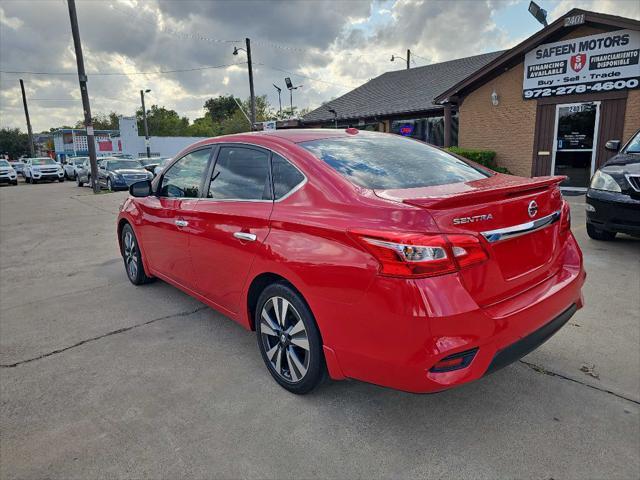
447,234,489,268
349,230,488,278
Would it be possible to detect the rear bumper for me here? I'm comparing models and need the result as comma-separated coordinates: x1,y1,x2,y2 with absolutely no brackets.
318,234,586,393
586,189,640,235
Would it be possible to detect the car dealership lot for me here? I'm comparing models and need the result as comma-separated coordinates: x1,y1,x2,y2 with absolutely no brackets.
1,181,638,479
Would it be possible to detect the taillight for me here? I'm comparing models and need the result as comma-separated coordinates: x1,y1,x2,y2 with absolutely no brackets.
349,229,488,278
447,234,488,269
560,200,571,233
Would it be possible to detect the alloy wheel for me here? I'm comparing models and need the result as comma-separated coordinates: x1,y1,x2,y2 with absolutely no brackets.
260,296,310,383
123,231,138,280
107,179,113,191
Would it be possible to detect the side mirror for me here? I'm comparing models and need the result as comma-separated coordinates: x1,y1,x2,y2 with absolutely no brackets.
605,140,621,152
130,180,152,198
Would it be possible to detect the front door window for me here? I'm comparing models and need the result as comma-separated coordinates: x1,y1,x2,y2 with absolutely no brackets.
552,102,599,189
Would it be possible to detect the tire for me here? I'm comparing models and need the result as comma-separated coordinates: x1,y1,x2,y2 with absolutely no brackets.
11,180,17,186
587,223,616,241
59,177,64,182
77,176,84,187
32,178,37,184
107,178,113,191
25,175,30,184
120,224,154,285
255,283,326,394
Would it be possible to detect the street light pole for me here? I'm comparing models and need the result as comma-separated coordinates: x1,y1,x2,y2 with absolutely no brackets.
284,77,302,118
273,84,282,117
67,0,99,194
407,49,411,70
140,89,151,158
19,79,35,158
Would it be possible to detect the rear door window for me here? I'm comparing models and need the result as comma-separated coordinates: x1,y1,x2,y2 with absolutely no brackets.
207,146,271,200
272,153,305,199
300,133,490,190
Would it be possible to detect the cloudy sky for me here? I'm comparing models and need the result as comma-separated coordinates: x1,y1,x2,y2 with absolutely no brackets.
1,0,638,133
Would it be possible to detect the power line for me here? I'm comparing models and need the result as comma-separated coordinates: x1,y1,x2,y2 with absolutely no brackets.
0,61,247,77
109,4,241,44
256,63,357,89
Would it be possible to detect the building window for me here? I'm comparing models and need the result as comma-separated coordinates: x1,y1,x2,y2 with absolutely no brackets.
390,114,458,147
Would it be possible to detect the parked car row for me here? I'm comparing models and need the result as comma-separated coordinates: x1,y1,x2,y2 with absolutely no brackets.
76,157,154,191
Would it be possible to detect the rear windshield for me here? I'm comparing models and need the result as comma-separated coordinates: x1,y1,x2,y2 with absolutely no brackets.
299,133,490,190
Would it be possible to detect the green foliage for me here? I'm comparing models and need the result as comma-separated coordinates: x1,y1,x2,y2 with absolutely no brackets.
136,105,190,136
446,146,511,174
0,128,30,159
204,95,239,123
186,117,219,137
76,112,120,130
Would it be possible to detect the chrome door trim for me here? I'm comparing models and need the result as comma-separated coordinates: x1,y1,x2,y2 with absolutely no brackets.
481,210,562,243
233,232,257,242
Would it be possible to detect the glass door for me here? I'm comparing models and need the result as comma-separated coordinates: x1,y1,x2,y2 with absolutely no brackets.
551,102,600,190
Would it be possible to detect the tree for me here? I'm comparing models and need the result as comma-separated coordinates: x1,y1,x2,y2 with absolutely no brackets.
75,112,120,130
0,128,30,159
136,105,189,136
186,117,218,137
218,96,274,134
204,95,239,124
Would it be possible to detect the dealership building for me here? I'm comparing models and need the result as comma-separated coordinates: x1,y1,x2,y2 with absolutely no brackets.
303,9,639,190
52,117,207,161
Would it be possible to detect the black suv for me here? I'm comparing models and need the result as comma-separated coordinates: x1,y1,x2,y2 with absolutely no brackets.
586,130,640,240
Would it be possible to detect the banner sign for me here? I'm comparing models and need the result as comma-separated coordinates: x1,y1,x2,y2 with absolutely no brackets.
523,29,640,99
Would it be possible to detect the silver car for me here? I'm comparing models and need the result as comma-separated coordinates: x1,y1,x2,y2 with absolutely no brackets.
8,161,25,176
63,157,88,179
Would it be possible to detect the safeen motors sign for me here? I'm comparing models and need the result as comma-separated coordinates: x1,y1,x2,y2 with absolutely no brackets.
523,29,640,99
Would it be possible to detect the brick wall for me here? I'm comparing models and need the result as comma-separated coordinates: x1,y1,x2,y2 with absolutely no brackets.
623,89,640,144
458,63,536,177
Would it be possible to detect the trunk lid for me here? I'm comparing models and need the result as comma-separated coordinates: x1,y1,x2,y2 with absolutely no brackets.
376,174,566,306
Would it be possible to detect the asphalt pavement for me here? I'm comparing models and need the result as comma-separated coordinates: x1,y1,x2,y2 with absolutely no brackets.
1,179,638,479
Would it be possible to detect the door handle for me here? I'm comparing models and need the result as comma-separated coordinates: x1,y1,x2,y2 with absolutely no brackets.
233,231,257,242
175,219,189,228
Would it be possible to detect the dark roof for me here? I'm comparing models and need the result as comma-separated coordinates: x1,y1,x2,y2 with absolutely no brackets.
302,50,505,123
435,8,640,103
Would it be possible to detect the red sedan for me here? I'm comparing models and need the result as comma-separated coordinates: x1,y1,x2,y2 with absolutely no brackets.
117,129,585,394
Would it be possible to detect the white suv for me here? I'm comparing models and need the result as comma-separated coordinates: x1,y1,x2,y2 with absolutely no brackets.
0,159,18,185
24,157,65,184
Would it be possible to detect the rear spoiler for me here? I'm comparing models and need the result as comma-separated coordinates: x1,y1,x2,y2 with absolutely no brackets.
378,176,566,210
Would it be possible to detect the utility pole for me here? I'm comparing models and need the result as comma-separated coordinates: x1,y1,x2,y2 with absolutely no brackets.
67,0,99,193
19,79,35,158
246,38,256,130
140,89,151,158
407,49,411,70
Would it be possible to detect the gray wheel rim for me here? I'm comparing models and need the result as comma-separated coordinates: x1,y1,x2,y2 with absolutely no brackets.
123,231,138,280
260,296,310,383
108,179,112,191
